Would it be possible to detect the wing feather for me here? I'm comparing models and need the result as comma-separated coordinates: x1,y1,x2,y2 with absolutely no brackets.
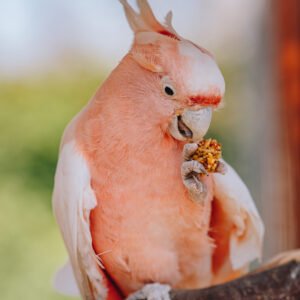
212,160,264,272
52,141,108,299
53,260,80,297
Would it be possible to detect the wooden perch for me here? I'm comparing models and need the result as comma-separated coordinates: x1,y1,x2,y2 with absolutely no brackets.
135,250,300,299
168,260,300,300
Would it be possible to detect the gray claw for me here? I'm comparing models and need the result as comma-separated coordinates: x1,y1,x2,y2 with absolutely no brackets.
181,160,208,204
181,160,207,178
182,143,198,161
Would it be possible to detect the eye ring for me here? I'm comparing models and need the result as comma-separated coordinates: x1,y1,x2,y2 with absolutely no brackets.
161,76,176,98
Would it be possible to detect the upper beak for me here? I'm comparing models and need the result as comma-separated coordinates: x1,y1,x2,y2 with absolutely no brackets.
169,107,212,141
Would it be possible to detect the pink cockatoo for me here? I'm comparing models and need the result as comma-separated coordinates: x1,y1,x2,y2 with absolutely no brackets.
52,1,264,299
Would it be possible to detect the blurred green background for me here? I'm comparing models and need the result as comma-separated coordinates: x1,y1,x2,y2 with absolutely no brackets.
0,70,104,300
0,0,267,299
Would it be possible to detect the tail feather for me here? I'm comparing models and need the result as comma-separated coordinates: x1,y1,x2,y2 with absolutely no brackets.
53,260,80,297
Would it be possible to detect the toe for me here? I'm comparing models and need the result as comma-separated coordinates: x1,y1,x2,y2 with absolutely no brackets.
183,143,198,160
181,160,207,178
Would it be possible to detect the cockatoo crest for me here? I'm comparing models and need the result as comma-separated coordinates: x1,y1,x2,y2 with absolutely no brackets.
120,0,180,40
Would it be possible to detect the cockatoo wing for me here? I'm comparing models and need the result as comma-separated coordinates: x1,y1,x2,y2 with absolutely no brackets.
211,160,264,280
53,259,80,297
52,141,122,300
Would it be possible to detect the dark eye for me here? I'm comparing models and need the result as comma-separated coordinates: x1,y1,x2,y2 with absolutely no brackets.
164,86,174,96
161,76,176,97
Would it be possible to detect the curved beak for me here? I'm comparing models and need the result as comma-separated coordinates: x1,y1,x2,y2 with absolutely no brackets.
169,107,212,142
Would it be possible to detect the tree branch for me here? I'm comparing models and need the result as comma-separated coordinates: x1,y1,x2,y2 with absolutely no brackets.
168,260,300,300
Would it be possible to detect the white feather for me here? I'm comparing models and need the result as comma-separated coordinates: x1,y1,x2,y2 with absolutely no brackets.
119,0,148,32
178,41,225,95
213,160,264,270
164,11,180,38
52,141,107,300
53,260,80,297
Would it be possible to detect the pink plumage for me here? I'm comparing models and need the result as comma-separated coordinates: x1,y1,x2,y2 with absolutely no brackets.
52,1,264,299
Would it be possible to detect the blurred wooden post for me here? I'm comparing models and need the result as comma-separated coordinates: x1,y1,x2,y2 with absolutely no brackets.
274,0,300,250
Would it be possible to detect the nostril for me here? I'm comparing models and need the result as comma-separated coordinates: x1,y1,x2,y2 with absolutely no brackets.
177,115,193,138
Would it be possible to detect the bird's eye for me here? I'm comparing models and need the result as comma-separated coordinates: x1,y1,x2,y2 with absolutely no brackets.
161,76,176,98
164,86,174,96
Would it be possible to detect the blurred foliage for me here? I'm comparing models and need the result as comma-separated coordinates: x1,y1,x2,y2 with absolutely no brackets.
0,61,260,299
0,70,106,300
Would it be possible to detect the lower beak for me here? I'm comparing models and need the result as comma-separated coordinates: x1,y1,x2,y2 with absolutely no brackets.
169,107,212,141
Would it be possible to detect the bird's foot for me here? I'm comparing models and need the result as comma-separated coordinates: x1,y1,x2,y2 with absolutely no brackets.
127,283,171,300
181,143,208,204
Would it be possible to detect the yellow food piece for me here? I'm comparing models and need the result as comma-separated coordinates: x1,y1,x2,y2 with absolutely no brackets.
191,138,222,173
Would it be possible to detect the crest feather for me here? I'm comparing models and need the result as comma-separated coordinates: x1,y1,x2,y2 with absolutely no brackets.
119,0,148,32
164,11,179,36
120,0,180,40
136,0,165,32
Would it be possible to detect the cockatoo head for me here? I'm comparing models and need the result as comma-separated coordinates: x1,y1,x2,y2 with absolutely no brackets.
120,0,225,141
